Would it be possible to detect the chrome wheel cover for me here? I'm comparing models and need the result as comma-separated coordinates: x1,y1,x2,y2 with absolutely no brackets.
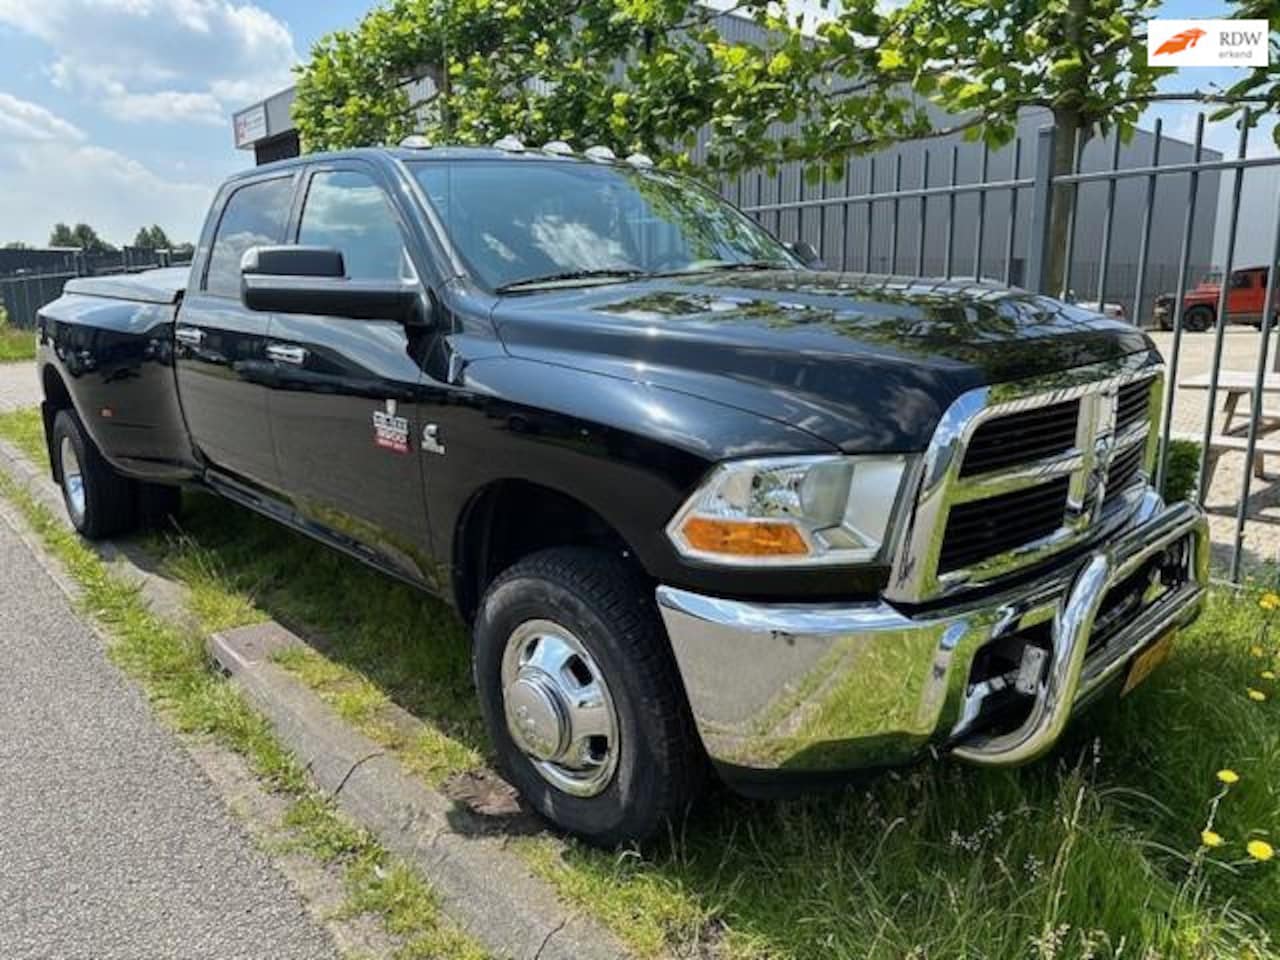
500,619,620,798
60,436,86,524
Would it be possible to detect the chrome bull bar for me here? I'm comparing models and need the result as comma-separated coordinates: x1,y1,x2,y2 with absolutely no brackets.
951,499,1208,765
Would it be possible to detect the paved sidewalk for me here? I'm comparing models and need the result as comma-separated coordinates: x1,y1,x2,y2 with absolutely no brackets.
1149,328,1280,571
0,513,339,959
0,361,39,413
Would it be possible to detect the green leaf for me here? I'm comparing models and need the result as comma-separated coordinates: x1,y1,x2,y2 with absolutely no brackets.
877,47,904,71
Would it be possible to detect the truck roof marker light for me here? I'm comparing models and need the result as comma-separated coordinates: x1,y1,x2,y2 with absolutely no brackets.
399,135,432,149
542,140,574,156
494,135,526,152
585,145,616,162
679,517,809,558
626,152,654,168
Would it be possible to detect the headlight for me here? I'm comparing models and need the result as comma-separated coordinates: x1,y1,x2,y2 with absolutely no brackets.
666,454,912,566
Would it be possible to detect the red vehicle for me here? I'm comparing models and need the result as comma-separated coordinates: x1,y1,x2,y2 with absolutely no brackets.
1155,265,1278,331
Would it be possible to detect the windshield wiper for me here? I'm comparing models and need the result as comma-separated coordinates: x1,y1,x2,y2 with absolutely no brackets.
704,260,793,272
496,268,647,292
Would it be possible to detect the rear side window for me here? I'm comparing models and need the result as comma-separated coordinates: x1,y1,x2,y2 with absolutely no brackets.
298,170,408,281
204,177,293,298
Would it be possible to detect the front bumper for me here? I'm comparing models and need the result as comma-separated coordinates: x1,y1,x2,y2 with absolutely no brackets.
656,493,1207,776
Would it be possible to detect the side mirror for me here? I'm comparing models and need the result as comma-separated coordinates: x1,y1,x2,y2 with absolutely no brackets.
240,245,429,326
785,240,825,269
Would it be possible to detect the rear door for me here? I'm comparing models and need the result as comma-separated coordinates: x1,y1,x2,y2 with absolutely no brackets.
176,173,297,493
264,162,435,584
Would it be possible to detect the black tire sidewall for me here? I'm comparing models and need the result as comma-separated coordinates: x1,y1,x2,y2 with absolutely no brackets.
51,408,134,539
52,410,92,535
1185,307,1213,332
474,565,677,843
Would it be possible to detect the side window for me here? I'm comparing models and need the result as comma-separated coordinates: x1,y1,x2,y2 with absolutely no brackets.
204,178,293,298
298,170,408,281
1230,271,1253,289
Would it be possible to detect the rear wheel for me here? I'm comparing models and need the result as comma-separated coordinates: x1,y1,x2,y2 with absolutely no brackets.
1184,305,1214,332
473,547,705,846
51,409,137,539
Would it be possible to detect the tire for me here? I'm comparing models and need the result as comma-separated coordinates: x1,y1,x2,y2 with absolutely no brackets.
51,409,137,539
1183,305,1214,332
473,547,705,846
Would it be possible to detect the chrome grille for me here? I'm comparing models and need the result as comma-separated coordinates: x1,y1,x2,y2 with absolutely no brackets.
938,477,1070,573
887,357,1162,604
1104,441,1147,508
960,399,1080,478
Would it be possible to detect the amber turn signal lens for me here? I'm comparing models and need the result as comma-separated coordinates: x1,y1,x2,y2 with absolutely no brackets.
680,517,809,557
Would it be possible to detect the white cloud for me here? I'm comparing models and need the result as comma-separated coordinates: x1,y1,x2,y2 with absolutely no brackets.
105,89,227,126
0,93,214,246
0,0,298,123
0,92,86,142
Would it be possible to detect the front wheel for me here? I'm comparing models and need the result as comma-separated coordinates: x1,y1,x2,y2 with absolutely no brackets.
473,547,705,846
51,409,136,539
1184,305,1214,332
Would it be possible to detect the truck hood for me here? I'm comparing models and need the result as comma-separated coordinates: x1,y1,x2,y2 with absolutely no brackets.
491,270,1155,451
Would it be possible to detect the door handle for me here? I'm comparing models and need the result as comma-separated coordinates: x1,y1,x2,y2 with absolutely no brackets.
174,326,205,346
266,344,308,366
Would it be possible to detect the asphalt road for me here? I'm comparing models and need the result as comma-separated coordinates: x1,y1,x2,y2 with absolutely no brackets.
0,513,339,959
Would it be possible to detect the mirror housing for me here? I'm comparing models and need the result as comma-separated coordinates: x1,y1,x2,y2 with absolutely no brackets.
240,245,429,326
785,240,825,269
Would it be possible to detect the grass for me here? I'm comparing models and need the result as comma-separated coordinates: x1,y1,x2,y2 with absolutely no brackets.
0,410,487,960
0,310,36,363
1,406,1276,959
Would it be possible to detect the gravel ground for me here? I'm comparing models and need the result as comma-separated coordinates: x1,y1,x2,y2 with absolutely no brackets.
0,513,339,960
0,361,38,413
1149,327,1280,573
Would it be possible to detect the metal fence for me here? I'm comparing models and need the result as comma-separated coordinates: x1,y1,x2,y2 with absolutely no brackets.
0,248,192,330
733,109,1280,582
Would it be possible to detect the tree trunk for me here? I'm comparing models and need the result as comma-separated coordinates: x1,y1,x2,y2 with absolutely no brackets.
1045,108,1085,300
1042,0,1092,298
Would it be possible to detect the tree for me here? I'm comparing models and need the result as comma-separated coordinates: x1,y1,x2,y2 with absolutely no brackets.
49,222,116,253
132,225,173,250
48,223,77,248
294,0,1272,292
292,0,912,172
819,0,1277,294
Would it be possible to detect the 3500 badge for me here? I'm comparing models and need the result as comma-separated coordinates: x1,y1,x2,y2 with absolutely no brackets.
372,400,410,454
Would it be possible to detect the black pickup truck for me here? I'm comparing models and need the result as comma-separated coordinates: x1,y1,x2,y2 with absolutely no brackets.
35,142,1208,845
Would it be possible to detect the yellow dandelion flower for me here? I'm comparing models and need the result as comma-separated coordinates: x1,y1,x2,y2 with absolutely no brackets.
1247,688,1268,702
1246,840,1274,862
1251,645,1266,658
1263,671,1278,681
1261,592,1280,610
1201,829,1225,848
1217,769,1241,785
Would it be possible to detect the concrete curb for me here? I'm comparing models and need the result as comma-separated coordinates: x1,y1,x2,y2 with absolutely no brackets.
211,624,629,960
0,437,632,960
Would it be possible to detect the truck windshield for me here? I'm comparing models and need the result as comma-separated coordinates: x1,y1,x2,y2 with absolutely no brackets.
411,159,797,291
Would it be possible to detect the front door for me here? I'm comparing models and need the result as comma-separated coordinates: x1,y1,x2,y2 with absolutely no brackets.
264,164,434,584
176,173,296,494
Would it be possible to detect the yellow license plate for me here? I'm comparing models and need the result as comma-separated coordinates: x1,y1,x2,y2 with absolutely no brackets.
1121,630,1177,696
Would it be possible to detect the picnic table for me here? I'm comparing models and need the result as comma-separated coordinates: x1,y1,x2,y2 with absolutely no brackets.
1177,371,1280,484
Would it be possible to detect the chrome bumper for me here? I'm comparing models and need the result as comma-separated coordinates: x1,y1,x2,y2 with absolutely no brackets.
656,493,1208,774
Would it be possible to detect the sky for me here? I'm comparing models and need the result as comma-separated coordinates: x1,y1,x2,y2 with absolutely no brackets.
0,0,1274,251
